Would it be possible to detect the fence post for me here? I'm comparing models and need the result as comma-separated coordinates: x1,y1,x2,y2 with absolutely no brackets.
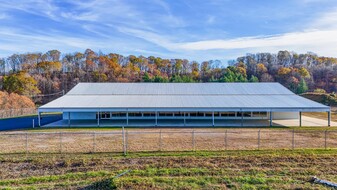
225,130,228,150
122,126,126,156
92,132,96,153
32,119,34,128
192,130,195,151
324,130,328,149
292,129,295,149
59,132,62,154
159,129,162,151
25,133,28,154
126,130,128,154
258,129,261,150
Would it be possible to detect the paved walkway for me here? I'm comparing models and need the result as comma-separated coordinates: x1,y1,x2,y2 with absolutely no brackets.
273,116,337,127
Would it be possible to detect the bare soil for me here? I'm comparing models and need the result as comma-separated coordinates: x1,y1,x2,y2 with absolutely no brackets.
1,128,337,154
0,150,336,189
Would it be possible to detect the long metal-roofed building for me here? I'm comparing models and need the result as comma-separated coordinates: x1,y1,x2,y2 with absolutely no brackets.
38,82,331,127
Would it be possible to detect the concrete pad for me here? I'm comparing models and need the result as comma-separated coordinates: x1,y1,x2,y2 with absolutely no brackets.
273,116,337,127
43,116,336,127
44,119,269,127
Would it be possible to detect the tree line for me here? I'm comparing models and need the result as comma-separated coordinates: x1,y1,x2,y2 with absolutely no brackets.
0,49,336,106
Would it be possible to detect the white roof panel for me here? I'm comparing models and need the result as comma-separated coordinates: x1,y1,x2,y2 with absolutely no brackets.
40,83,329,111
66,82,294,95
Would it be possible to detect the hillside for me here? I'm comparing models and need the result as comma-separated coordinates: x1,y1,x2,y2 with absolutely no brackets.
0,50,336,105
301,93,337,106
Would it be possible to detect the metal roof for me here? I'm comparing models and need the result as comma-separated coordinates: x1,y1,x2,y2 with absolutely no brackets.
39,83,330,112
67,82,294,95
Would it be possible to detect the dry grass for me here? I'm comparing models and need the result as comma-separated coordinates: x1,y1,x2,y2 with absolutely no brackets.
0,150,336,189
302,107,337,122
1,128,337,154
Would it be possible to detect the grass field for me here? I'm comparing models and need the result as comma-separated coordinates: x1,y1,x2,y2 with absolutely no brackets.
1,128,337,154
0,150,336,189
302,107,337,122
1,118,337,189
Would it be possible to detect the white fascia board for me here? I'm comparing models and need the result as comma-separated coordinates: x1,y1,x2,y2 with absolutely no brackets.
38,106,330,113
38,108,64,112
269,108,330,112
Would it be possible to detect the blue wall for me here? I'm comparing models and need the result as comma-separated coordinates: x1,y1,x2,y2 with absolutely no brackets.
0,115,62,131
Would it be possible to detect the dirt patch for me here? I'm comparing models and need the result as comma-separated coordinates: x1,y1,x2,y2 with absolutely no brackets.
0,128,337,153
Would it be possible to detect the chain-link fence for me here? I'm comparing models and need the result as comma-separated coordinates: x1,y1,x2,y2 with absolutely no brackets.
0,129,336,154
0,108,37,119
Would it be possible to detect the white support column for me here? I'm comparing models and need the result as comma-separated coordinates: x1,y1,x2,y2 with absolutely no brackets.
212,111,215,127
97,111,100,127
241,110,243,127
184,112,186,127
299,112,302,127
126,111,129,126
38,111,41,127
328,111,331,127
155,111,158,126
68,112,70,127
269,111,272,127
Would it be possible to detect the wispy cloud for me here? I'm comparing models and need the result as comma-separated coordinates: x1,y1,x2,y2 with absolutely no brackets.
1,0,337,61
115,28,337,59
178,30,337,50
206,15,215,24
0,13,9,20
117,6,337,58
1,0,61,21
0,27,105,56
310,8,337,29
117,27,177,50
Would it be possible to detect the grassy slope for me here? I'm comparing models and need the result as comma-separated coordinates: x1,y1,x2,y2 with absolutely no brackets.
0,112,61,120
302,111,337,122
301,93,337,107
300,92,337,122
0,150,336,189
22,126,337,133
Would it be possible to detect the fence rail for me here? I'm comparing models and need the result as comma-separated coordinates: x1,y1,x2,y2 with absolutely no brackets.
0,129,336,154
0,108,37,119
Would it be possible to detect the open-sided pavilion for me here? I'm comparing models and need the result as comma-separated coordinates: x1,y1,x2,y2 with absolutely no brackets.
38,83,331,127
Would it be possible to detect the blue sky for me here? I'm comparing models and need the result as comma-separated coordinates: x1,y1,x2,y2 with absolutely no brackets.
1,0,337,62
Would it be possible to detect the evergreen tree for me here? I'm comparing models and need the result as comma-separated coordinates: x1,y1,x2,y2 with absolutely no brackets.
297,79,308,94
170,75,184,82
249,75,259,82
142,72,152,82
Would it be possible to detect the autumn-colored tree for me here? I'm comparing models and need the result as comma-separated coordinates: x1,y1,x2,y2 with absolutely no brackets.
287,76,300,92
298,67,310,78
277,67,291,75
37,61,62,73
191,61,200,81
3,72,40,96
92,71,108,82
260,73,274,82
1,49,337,104
0,91,35,109
256,63,267,76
